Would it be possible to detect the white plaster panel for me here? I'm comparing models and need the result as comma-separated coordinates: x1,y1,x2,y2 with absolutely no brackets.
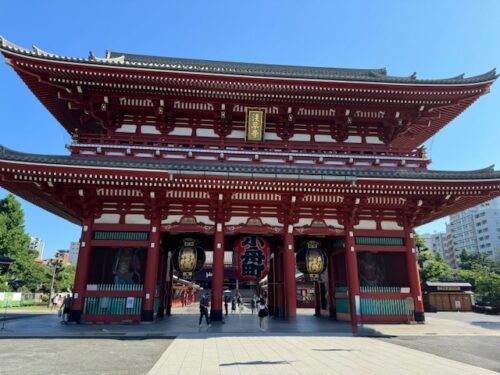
225,216,250,226
140,125,161,135
125,214,150,224
381,221,403,230
260,217,282,227
314,134,336,143
227,130,245,139
365,136,384,144
196,128,218,137
264,132,281,140
115,124,137,133
354,220,377,230
94,214,120,224
295,218,313,227
345,135,362,143
162,215,184,224
169,127,192,136
324,219,344,229
194,215,215,225
289,133,311,141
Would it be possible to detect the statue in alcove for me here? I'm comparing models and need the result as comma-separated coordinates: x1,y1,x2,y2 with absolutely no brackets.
113,248,142,284
358,252,384,286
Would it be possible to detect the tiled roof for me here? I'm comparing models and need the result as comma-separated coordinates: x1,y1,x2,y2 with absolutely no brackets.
1,146,499,181
0,37,496,85
107,51,498,84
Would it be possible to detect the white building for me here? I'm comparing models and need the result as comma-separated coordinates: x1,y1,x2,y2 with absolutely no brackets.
420,231,459,266
29,236,45,259
69,241,80,265
448,197,500,260
421,232,447,257
444,223,459,268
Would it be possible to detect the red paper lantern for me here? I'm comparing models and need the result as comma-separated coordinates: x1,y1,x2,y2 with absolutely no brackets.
234,235,270,281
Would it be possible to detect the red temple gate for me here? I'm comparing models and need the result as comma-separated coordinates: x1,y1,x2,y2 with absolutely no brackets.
0,37,499,334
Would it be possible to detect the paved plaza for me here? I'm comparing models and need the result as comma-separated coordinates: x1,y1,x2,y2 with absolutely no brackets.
0,307,499,374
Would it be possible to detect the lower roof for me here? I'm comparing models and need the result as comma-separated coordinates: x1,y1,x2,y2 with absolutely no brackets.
1,145,499,182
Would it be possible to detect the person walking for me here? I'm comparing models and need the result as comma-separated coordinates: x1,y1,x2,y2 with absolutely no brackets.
60,294,72,324
236,295,243,314
257,297,268,331
199,292,211,328
251,297,256,314
231,296,236,314
224,294,230,316
51,294,60,312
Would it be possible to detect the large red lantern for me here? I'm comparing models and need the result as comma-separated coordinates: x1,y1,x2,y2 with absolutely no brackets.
234,235,270,281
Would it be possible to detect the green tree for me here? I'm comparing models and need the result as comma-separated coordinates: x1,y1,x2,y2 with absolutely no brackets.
0,194,38,290
53,263,76,292
420,252,458,283
415,234,459,284
458,250,500,307
415,233,432,268
459,249,495,271
23,262,52,292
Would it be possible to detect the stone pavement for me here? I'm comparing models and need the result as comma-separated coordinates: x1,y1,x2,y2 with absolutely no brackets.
1,306,499,338
148,333,497,375
362,311,500,337
1,307,499,374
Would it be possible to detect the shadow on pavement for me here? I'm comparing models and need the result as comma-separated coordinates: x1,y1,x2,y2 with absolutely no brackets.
220,360,291,366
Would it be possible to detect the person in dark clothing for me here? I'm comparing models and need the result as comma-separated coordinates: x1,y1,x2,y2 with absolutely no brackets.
224,294,230,316
231,296,236,313
199,293,211,328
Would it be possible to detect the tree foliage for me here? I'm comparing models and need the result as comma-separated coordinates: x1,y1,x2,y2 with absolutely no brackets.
0,194,76,293
416,232,500,307
0,194,37,288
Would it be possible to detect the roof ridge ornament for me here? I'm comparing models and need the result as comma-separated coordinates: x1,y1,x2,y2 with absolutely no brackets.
0,36,29,53
32,45,54,57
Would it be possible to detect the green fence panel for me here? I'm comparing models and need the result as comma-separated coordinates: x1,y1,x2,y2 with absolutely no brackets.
355,237,404,246
361,298,409,316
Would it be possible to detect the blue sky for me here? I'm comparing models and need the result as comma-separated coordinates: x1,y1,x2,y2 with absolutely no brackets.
1,1,499,257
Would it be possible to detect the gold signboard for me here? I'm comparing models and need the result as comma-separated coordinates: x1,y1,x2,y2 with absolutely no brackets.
245,107,266,141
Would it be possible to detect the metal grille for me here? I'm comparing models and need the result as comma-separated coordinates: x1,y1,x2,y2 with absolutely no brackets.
92,231,149,241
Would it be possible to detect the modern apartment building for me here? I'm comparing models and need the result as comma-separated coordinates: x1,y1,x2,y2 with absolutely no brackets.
421,232,447,257
448,197,500,260
28,236,45,259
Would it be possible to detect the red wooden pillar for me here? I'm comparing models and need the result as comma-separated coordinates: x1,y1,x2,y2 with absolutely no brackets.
283,228,297,319
69,217,93,322
404,226,425,322
141,218,161,321
345,227,361,336
210,223,224,321
328,252,337,319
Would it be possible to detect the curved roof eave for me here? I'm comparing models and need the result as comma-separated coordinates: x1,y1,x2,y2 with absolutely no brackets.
0,36,497,86
1,146,500,183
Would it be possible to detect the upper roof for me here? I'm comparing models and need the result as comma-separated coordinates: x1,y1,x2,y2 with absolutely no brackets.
0,37,497,151
1,36,497,85
106,51,498,85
